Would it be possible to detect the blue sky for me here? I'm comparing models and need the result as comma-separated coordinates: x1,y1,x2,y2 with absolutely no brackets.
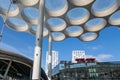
0,15,120,70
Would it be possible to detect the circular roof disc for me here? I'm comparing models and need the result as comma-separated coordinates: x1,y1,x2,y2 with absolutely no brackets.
22,7,38,25
69,0,94,6
30,26,49,37
0,0,19,17
6,17,29,32
46,18,66,31
43,27,49,37
65,26,84,37
66,7,89,25
20,0,39,6
51,32,66,41
30,26,38,35
45,0,68,17
80,32,98,41
91,0,118,17
109,10,120,25
84,18,106,32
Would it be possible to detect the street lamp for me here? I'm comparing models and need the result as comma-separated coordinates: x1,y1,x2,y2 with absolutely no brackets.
0,0,120,80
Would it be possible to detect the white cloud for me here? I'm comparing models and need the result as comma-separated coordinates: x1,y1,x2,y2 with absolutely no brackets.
86,55,95,58
87,45,102,50
97,54,113,61
0,42,21,54
86,54,113,62
91,47,98,50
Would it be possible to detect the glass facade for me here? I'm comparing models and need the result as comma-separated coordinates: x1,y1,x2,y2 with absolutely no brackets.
52,61,120,80
0,60,31,80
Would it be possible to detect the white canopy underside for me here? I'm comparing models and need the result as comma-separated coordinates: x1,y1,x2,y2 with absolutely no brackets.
0,0,120,41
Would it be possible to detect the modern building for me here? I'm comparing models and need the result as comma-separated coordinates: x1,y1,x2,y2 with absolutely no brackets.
0,49,48,80
52,58,120,80
45,50,58,77
72,50,86,63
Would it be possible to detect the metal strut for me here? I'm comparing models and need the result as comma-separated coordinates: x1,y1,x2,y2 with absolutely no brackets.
32,0,45,80
48,32,52,80
0,0,13,42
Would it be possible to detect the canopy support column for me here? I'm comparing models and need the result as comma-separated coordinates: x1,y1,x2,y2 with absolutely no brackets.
32,0,45,80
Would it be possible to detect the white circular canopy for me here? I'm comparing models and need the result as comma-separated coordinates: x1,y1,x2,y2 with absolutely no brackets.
84,18,106,32
80,32,98,41
22,7,39,25
6,17,29,32
45,0,68,17
66,7,89,25
30,26,49,37
46,18,66,31
69,0,94,6
0,0,120,42
109,10,120,25
0,0,19,17
91,0,118,17
20,0,39,6
51,32,65,41
65,26,83,37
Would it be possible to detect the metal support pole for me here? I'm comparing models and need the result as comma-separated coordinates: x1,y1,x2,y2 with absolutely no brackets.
0,0,12,42
32,0,45,80
3,60,12,80
30,68,32,80
48,33,52,80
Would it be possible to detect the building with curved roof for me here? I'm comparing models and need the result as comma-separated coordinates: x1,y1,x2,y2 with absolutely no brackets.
0,49,48,80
